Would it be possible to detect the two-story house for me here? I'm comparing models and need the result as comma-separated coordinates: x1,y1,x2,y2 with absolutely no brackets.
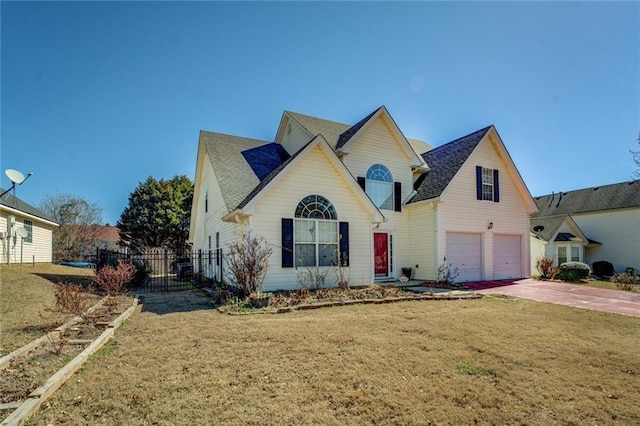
189,106,536,290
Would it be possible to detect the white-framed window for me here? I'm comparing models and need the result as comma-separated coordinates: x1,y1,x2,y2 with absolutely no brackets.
294,195,338,267
23,220,33,243
366,164,393,210
571,246,580,262
482,168,494,201
557,246,567,265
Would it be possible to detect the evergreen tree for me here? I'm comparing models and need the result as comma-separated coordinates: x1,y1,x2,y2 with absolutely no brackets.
117,175,193,253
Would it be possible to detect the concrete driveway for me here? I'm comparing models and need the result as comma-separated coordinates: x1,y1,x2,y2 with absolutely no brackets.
465,278,640,318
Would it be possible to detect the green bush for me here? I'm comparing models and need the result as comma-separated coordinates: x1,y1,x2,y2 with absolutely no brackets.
557,261,591,282
130,259,149,288
592,260,614,277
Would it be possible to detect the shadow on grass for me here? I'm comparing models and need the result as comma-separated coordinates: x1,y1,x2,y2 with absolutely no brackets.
34,273,95,288
138,290,216,316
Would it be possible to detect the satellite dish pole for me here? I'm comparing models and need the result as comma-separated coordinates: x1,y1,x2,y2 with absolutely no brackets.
2,169,33,263
16,227,29,264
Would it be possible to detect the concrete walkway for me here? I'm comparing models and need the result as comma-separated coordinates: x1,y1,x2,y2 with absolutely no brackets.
465,278,640,318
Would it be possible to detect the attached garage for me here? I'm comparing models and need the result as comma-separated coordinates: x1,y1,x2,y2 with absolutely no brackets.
446,232,482,282
493,234,522,280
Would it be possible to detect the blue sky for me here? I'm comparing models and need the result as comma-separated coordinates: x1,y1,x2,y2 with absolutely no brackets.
2,1,638,225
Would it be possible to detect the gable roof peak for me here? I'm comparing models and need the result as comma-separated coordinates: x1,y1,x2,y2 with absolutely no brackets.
409,126,493,203
335,106,385,150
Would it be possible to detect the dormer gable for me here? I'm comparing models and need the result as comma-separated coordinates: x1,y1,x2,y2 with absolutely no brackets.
335,106,427,170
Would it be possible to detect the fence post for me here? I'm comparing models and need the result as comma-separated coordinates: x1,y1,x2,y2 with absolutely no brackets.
164,249,169,291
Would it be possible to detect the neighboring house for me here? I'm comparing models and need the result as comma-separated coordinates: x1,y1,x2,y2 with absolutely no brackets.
78,225,124,261
0,189,58,264
531,180,640,274
189,106,537,291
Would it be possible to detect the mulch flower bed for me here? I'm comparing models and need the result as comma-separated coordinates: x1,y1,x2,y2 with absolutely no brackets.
212,284,480,315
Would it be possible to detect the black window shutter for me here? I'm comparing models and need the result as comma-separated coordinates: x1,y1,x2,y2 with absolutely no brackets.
476,166,483,200
493,169,500,203
394,181,402,212
281,218,294,268
339,221,349,267
357,176,366,191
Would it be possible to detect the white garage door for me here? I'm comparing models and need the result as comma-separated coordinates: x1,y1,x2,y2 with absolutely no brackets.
446,233,482,282
493,234,522,280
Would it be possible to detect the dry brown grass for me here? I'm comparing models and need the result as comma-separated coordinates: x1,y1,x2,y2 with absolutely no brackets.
24,289,640,425
0,263,97,356
585,279,637,292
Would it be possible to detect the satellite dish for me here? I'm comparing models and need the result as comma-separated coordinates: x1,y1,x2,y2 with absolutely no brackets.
1,168,33,199
533,225,545,232
16,227,29,238
6,169,26,185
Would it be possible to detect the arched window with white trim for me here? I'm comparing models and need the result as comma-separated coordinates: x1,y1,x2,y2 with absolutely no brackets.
366,164,394,210
294,195,338,267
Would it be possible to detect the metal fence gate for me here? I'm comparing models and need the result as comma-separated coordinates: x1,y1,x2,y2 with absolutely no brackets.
97,248,224,292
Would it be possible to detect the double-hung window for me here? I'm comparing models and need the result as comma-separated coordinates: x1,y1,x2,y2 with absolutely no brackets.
294,195,338,267
476,166,500,202
23,220,33,243
482,168,494,201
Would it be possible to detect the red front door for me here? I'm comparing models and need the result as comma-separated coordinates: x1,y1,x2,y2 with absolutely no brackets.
374,232,389,277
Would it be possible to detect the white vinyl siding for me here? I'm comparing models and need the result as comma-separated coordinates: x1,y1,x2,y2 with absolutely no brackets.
574,209,640,274
189,151,242,279
341,116,413,279
0,211,55,263
250,143,376,291
279,118,314,156
437,133,532,280
407,202,438,281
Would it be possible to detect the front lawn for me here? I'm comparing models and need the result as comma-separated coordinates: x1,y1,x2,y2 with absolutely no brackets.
0,263,98,356
25,288,640,425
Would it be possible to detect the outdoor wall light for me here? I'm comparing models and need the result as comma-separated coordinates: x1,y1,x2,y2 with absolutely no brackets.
488,221,494,230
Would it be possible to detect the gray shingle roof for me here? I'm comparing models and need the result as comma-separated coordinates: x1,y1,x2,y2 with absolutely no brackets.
530,214,569,242
533,180,640,217
200,131,270,212
285,111,351,149
409,126,491,203
236,140,310,209
0,190,56,223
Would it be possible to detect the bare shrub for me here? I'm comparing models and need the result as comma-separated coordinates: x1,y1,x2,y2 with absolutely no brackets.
52,282,94,323
297,264,330,290
437,257,459,286
94,259,136,296
611,272,639,291
333,247,350,289
536,256,559,280
224,231,273,299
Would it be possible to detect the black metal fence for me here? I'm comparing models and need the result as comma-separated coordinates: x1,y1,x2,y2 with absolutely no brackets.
97,248,224,292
